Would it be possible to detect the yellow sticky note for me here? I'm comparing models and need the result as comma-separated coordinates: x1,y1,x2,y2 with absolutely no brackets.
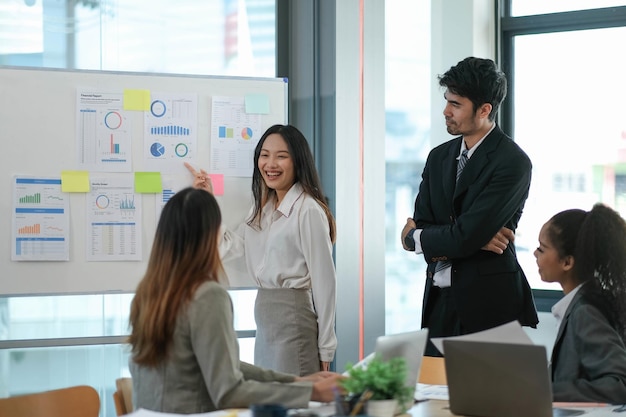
245,93,270,114
135,172,163,193
61,170,90,192
124,89,151,111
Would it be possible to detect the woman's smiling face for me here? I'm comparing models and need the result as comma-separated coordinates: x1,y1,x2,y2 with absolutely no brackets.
258,133,295,195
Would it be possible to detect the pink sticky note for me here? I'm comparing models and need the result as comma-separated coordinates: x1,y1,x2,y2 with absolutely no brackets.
209,174,224,196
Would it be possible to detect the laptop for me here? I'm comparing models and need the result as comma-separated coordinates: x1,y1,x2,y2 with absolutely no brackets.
307,330,428,417
375,328,429,398
344,329,429,401
443,339,584,417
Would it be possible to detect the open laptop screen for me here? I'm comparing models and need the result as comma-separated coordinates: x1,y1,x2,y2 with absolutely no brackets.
344,328,429,404
375,328,429,393
444,339,555,417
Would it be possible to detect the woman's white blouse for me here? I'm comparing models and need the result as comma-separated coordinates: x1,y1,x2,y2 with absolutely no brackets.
219,182,337,362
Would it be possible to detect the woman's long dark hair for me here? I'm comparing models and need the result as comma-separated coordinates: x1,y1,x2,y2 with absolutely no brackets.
547,204,626,341
128,187,223,366
249,124,336,243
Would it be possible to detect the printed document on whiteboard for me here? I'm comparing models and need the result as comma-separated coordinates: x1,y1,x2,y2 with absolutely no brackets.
76,89,132,172
86,175,142,261
11,176,70,261
210,96,263,177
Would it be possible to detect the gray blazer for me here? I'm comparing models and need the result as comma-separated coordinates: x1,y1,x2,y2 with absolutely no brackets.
550,290,626,403
130,281,313,414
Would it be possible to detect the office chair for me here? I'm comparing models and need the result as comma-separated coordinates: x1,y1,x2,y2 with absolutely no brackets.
0,385,100,417
418,356,447,385
113,377,133,416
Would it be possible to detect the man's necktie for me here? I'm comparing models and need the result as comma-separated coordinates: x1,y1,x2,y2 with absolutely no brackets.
456,149,469,182
435,149,470,274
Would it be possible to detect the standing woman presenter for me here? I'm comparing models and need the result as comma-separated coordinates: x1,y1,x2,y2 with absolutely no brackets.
185,124,337,376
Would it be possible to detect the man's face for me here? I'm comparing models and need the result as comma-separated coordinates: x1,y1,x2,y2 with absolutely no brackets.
442,90,482,136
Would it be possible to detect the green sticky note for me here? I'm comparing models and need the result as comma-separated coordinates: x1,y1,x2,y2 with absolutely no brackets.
61,170,90,192
123,89,151,111
135,172,162,193
245,93,270,114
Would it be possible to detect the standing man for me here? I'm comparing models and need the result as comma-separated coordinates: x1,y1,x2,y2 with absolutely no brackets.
401,57,538,356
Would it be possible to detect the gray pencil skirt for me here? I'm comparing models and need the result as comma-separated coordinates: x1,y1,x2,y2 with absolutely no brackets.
254,287,320,376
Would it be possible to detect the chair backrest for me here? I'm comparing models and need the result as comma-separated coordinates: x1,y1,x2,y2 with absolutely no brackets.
0,385,100,417
418,356,447,385
113,377,133,416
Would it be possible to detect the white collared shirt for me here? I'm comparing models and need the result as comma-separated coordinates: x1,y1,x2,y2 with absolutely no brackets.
552,283,583,329
219,182,337,361
413,123,496,287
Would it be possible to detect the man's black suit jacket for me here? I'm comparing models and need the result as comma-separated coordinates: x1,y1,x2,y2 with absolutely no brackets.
413,126,538,333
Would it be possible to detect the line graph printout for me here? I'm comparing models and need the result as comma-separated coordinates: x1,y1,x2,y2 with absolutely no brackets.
211,96,263,177
11,176,70,261
76,90,132,172
144,93,198,174
86,176,142,261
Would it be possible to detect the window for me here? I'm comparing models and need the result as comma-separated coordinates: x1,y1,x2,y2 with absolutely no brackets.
0,0,275,77
510,0,626,17
500,2,626,291
0,0,274,411
384,0,431,334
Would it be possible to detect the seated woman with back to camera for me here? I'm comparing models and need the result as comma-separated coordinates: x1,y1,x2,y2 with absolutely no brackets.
127,187,342,414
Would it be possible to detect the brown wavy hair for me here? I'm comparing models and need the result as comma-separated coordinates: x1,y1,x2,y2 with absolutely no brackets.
128,187,223,366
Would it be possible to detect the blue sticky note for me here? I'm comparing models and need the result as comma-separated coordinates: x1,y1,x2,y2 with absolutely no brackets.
245,94,270,114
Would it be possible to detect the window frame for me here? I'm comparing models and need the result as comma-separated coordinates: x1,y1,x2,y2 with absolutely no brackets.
498,1,626,311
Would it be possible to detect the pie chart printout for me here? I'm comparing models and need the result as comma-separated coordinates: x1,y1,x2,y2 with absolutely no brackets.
150,142,165,157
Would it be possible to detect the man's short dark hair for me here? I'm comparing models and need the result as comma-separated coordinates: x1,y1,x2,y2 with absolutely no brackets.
438,57,507,121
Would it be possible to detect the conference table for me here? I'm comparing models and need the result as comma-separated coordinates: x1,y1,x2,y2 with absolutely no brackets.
403,399,618,417
310,399,455,417
127,399,618,417
406,400,454,417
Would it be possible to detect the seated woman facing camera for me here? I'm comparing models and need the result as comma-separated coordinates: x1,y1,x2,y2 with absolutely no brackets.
128,187,341,414
534,204,626,403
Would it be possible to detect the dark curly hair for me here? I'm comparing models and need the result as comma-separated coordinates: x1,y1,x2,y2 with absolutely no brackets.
438,57,507,122
546,204,626,341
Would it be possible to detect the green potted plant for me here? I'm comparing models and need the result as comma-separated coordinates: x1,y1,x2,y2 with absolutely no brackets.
340,355,413,417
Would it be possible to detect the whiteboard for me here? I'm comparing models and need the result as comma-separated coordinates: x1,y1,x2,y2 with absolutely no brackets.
0,67,287,296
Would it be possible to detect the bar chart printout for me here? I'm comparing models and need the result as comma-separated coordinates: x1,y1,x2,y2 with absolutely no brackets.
12,176,70,261
144,92,198,174
86,176,142,261
155,178,181,223
210,95,263,177
76,90,132,172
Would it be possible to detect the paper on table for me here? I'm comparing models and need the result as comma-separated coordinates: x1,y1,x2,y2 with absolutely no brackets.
415,383,449,401
126,408,251,417
431,320,534,355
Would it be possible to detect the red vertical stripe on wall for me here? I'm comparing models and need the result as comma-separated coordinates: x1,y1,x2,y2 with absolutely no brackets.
358,0,365,360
